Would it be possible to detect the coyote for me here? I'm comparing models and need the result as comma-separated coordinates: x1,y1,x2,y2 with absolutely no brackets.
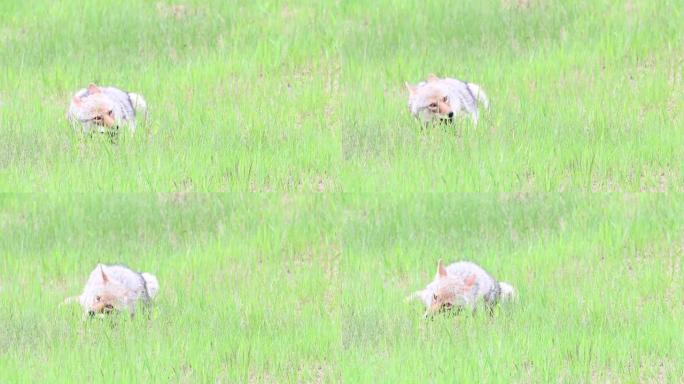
408,260,515,317
65,264,159,317
406,74,489,125
67,83,147,134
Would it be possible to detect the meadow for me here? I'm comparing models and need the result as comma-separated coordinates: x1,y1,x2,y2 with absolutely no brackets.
1,0,682,191
2,194,684,382
1,0,683,382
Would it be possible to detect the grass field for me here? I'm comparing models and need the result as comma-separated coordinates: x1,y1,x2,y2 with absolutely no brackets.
2,194,684,382
1,0,683,191
1,0,684,382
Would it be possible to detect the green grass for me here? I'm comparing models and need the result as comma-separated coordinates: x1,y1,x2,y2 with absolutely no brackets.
2,194,684,382
1,194,341,382
1,0,683,382
341,194,684,382
1,0,683,191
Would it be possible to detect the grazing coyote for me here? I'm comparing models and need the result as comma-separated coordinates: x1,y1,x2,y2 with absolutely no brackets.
67,83,147,134
65,264,159,317
406,74,489,125
408,260,515,317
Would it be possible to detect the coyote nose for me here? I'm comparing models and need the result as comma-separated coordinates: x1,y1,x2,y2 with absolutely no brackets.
447,112,454,118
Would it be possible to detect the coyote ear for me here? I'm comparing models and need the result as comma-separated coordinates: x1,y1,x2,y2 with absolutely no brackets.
87,83,101,94
99,265,109,284
437,259,447,278
427,74,439,82
405,82,416,95
463,274,477,290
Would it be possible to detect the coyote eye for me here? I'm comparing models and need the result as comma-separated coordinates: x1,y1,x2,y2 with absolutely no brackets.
95,296,101,302
442,96,448,103
107,110,113,117
429,103,437,109
93,116,102,121
432,293,438,301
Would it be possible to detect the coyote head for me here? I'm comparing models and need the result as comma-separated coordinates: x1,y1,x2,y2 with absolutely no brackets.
406,74,454,123
86,266,130,316
425,259,477,317
70,84,117,132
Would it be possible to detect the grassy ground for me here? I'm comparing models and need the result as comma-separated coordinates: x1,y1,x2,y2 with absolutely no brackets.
1,194,341,382
1,0,682,191
1,0,683,382
2,194,683,382
341,194,684,382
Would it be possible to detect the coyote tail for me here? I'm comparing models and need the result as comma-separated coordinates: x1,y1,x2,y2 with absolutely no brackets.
128,92,148,119
466,83,489,109
499,282,516,301
142,273,159,298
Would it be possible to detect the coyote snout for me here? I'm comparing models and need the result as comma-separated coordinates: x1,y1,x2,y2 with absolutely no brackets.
88,292,120,316
421,92,454,122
